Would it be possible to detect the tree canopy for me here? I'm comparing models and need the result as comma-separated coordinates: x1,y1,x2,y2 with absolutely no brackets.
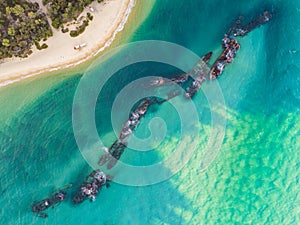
0,0,52,59
44,0,96,29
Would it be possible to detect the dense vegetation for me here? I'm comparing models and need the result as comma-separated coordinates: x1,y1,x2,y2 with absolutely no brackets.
0,0,53,59
43,0,99,29
69,19,89,37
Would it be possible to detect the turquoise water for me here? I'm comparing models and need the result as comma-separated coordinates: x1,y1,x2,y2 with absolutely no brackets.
1,0,300,224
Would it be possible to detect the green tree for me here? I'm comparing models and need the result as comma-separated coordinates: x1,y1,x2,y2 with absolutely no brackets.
2,38,10,47
5,7,12,14
12,5,25,16
28,11,36,18
7,27,15,36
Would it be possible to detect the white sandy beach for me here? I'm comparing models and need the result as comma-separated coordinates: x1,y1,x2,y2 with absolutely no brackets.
0,0,134,86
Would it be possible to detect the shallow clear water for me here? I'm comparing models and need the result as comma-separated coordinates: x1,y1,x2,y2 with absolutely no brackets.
0,0,299,224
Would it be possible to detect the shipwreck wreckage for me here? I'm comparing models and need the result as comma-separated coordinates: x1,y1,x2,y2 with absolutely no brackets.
32,10,271,217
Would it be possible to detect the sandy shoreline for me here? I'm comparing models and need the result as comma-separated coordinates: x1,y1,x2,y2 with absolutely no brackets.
0,0,135,87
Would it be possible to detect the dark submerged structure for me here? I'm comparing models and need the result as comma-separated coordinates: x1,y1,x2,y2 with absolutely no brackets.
210,10,271,79
32,9,272,219
73,170,107,204
32,185,71,218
